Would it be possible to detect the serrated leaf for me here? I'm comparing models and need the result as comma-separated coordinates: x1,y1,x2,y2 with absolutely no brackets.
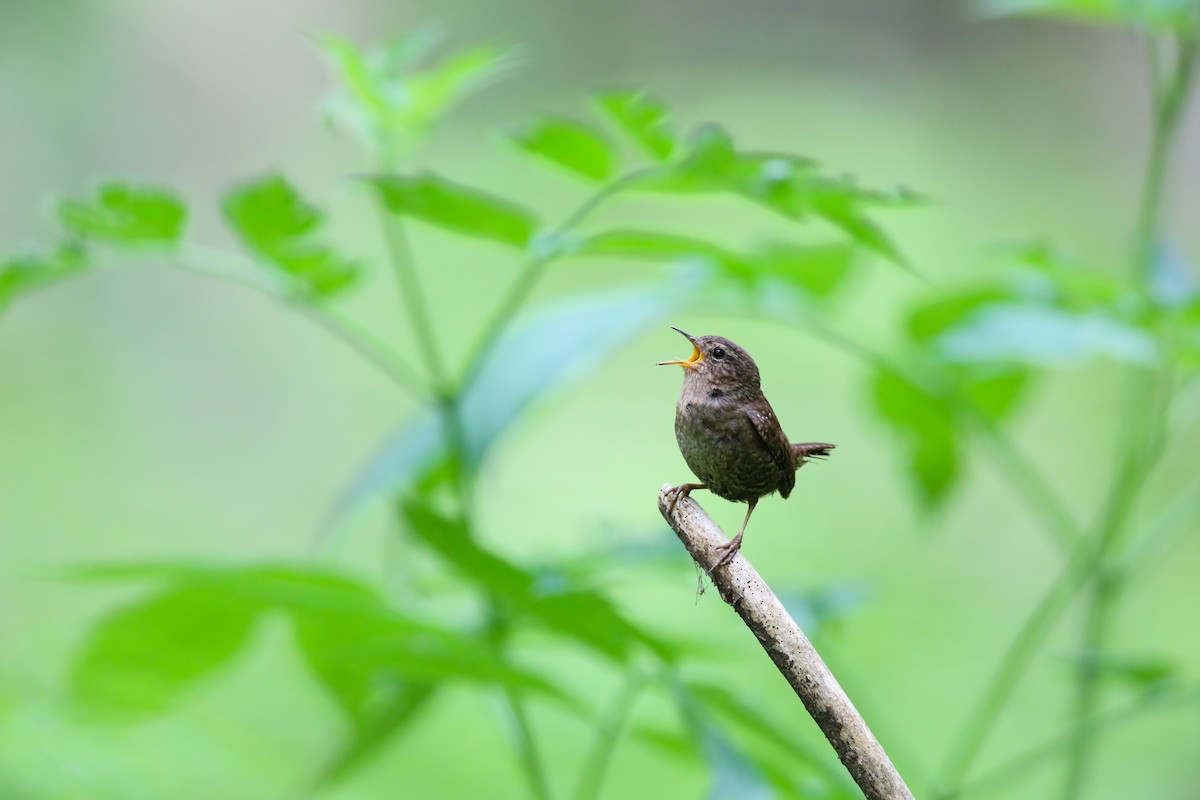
594,89,676,160
58,183,186,246
320,31,510,157
222,174,358,298
0,243,86,311
70,584,263,722
936,304,1159,365
367,172,537,248
508,116,615,181
811,190,908,267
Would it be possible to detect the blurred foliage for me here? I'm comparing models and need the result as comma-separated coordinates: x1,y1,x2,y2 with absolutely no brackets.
3,7,1200,800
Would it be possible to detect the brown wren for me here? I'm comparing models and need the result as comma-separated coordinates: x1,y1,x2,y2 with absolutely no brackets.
658,327,834,567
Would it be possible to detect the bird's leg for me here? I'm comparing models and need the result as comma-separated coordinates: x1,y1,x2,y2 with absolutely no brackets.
666,483,707,516
713,497,757,568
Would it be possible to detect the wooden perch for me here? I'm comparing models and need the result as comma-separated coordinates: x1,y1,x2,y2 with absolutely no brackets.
658,484,913,800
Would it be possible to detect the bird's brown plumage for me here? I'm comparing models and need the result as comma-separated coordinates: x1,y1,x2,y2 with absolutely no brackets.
659,329,834,565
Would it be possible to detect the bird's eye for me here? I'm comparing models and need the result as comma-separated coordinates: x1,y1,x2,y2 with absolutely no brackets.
712,347,726,360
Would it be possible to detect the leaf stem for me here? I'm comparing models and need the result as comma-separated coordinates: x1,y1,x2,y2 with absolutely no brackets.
456,168,650,393
1060,26,1198,799
573,670,648,800
377,205,448,388
174,253,430,398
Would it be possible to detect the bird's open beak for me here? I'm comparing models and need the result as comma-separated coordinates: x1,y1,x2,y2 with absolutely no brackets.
656,327,704,369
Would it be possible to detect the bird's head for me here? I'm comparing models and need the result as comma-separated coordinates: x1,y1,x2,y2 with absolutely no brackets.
657,327,761,395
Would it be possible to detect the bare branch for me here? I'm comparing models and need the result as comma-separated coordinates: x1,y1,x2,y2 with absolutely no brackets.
658,484,913,800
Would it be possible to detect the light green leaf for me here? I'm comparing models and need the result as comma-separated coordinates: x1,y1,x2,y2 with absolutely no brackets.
324,285,681,529
58,183,186,246
1070,651,1179,690
936,304,1159,365
593,89,676,160
977,0,1198,31
508,116,615,181
957,367,1031,422
70,584,263,722
367,172,538,248
319,31,510,155
0,243,86,311
222,173,359,298
577,229,744,270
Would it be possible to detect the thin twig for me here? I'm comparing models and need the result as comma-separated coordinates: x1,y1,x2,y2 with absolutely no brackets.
658,485,913,800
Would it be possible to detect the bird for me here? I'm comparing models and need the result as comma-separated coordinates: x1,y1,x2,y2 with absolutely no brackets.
658,327,834,568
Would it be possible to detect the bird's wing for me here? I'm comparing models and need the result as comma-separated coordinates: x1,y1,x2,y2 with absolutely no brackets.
745,402,796,499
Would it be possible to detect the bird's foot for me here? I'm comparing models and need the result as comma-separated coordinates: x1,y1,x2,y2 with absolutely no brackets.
666,483,706,516
711,532,744,569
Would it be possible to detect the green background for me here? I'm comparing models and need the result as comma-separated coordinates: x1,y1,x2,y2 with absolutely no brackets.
2,1,1198,798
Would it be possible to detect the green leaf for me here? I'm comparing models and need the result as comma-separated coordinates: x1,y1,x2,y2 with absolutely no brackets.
576,229,744,270
367,172,538,248
1070,651,1179,690
222,174,359,298
871,369,959,507
401,500,670,662
907,287,1013,343
401,500,535,601
70,584,263,722
689,680,859,796
58,183,186,246
0,243,86,311
811,188,908,267
508,116,615,181
319,31,510,156
593,89,676,160
957,367,1030,422
746,242,857,298
936,304,1159,365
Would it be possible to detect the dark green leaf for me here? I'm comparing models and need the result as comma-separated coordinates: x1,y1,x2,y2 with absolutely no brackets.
912,422,958,508
367,172,537,248
508,116,615,181
402,499,669,662
907,287,1013,343
70,584,263,722
957,367,1030,422
222,174,359,298
747,242,856,297
0,243,86,311
689,680,859,796
310,683,437,789
812,189,908,267
593,89,676,160
58,183,186,246
1070,651,1179,690
871,369,959,507
401,500,535,600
